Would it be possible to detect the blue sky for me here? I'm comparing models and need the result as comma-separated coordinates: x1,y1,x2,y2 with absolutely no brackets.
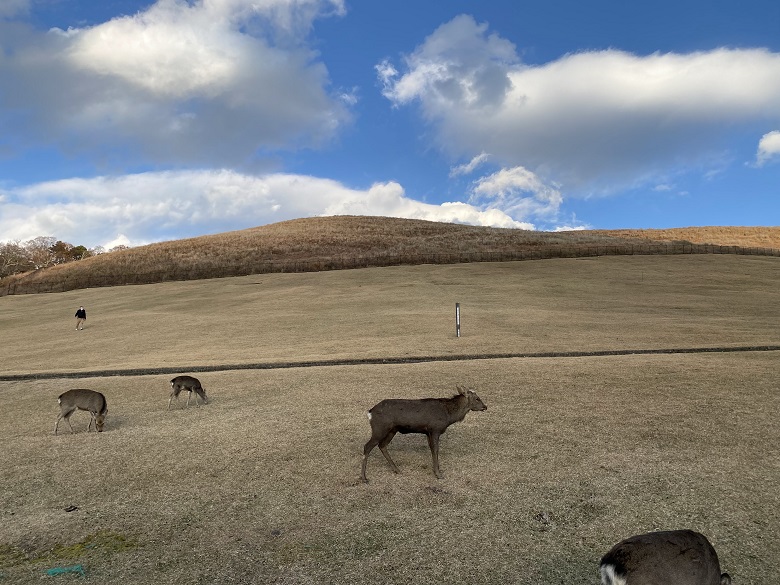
1,0,779,249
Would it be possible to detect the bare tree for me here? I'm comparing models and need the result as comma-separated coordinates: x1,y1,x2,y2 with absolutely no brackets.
24,236,57,269
0,241,31,277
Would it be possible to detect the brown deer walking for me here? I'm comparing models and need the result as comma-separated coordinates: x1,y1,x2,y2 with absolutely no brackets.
361,385,487,481
55,389,108,435
600,530,731,585
168,375,208,410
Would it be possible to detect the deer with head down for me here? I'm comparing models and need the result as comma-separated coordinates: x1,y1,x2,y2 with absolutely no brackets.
600,529,731,585
55,389,108,435
360,385,487,482
168,375,208,410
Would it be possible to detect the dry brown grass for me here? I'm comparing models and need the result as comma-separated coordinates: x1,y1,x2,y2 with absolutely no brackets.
4,216,778,295
1,255,779,584
1,255,778,376
588,226,780,249
1,357,777,584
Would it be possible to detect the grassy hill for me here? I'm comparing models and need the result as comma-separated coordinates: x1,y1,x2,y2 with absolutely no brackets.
1,254,778,584
3,216,779,295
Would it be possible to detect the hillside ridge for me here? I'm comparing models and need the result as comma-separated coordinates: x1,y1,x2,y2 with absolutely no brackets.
2,216,779,296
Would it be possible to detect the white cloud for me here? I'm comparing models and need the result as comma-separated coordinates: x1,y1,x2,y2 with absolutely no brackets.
375,59,399,90
338,88,359,106
0,170,529,248
756,130,780,166
62,0,345,98
0,0,29,18
450,152,490,177
470,166,562,225
63,3,245,98
379,15,518,108
379,15,780,194
0,0,349,167
104,234,132,250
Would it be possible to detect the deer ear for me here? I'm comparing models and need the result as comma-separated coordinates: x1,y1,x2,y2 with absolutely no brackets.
456,385,467,395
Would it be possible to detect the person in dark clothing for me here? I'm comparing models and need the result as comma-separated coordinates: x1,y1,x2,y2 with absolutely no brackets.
75,306,86,330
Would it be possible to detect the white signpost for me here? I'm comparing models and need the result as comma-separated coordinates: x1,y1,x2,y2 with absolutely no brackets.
455,302,461,338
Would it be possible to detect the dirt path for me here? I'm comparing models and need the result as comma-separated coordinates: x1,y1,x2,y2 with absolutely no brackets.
4,344,779,381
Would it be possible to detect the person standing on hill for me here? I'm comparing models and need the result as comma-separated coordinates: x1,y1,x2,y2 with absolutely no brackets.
75,306,86,330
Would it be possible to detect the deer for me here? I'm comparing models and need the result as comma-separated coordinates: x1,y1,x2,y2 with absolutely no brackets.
361,385,487,482
168,375,208,410
600,529,732,585
55,389,108,435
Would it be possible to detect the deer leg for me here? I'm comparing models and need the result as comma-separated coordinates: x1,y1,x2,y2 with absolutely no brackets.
427,432,442,478
56,407,76,435
186,390,193,408
88,411,100,432
168,388,179,411
65,413,75,434
361,436,381,482
378,432,400,474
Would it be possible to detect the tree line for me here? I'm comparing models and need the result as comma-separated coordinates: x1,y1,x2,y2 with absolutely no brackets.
0,236,129,278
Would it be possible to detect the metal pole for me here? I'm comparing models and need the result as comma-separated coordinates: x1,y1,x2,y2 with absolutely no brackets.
455,303,461,338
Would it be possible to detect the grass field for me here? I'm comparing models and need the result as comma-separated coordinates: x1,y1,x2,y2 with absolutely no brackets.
1,255,779,584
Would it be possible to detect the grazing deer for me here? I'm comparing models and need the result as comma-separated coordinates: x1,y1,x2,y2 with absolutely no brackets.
168,375,208,410
600,529,732,585
55,389,108,435
361,385,487,482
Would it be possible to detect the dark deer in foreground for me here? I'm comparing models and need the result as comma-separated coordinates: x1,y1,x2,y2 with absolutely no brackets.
168,375,208,410
361,385,487,482
600,530,731,585
55,389,108,435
